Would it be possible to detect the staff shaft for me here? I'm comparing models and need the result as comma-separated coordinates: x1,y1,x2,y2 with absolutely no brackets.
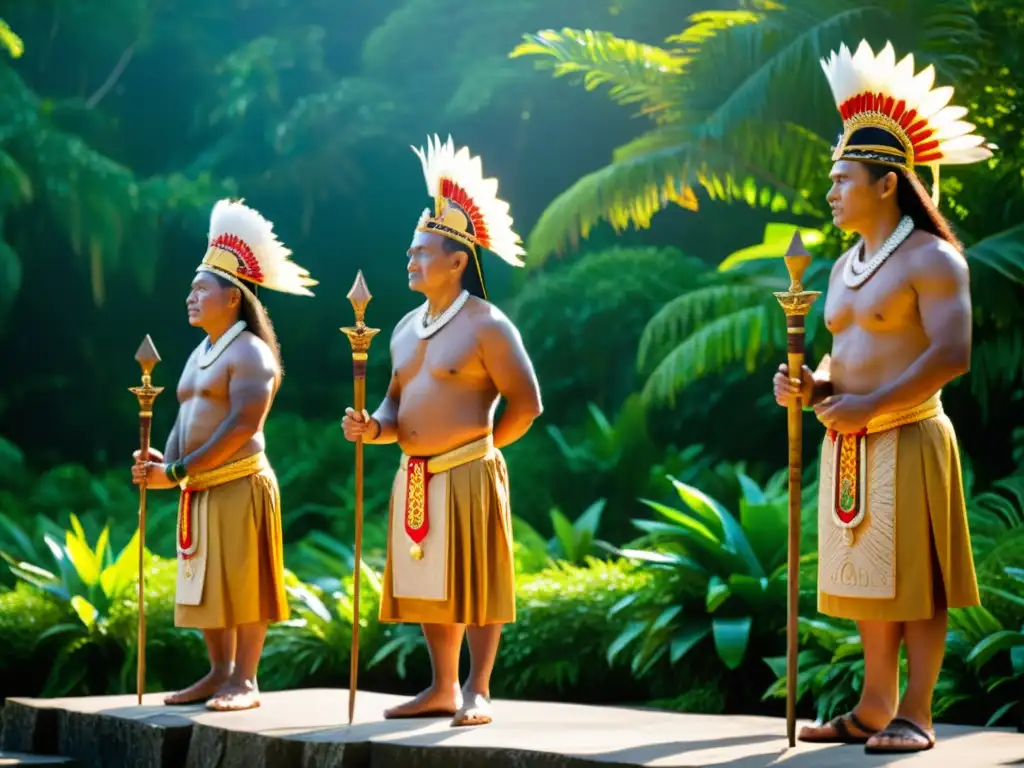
130,333,162,708
773,237,820,749
349,370,367,726
784,337,806,747
137,413,153,706
341,270,379,726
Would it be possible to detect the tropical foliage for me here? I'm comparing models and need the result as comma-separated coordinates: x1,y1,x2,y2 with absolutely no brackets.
512,0,1024,414
2,0,1024,739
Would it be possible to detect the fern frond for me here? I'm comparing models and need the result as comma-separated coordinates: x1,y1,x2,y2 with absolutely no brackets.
686,0,981,140
527,121,830,263
641,305,770,406
666,10,766,47
637,284,765,370
510,28,687,119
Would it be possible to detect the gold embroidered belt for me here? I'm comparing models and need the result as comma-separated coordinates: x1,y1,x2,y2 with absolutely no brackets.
401,435,493,561
177,452,268,560
827,393,942,540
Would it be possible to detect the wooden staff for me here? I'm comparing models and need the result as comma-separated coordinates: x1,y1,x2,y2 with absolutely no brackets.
773,233,821,747
340,271,380,725
128,335,164,706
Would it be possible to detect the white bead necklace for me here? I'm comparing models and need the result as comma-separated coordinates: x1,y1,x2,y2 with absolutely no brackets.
843,215,915,289
198,321,247,368
414,290,471,340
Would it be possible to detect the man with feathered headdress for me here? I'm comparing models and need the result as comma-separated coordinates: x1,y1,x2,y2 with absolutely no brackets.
772,41,988,754
131,198,317,711
341,135,543,727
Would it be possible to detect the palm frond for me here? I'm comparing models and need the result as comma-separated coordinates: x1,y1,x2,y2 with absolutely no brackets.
967,221,1024,287
509,28,687,119
641,305,771,407
527,121,830,263
687,0,981,140
638,284,765,370
665,10,765,47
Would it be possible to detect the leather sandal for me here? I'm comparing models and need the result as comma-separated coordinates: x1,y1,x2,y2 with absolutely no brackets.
864,717,936,754
799,711,879,744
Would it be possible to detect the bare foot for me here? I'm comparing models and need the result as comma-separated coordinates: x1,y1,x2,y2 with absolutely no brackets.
384,684,461,719
163,670,231,706
798,711,882,743
206,681,261,712
865,717,936,753
452,691,492,727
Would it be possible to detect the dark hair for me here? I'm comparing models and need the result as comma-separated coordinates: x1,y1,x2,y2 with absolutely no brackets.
209,272,284,386
441,237,487,299
864,163,963,251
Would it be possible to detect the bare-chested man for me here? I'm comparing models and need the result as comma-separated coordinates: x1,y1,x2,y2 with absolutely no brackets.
342,135,542,727
131,199,316,711
773,41,990,754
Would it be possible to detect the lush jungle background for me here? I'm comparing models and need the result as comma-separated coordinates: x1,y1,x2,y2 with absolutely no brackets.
1,0,1023,729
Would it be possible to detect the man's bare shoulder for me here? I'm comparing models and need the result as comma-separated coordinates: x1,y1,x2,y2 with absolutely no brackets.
465,298,523,344
907,232,968,281
392,307,420,345
229,331,278,379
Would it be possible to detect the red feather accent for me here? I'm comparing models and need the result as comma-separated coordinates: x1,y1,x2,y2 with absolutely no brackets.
840,91,946,162
211,233,263,282
439,178,491,248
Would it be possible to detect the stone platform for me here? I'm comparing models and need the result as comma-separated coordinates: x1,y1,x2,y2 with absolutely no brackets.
2,688,1023,768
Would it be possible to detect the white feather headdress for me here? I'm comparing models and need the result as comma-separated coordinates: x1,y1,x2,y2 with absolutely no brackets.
198,199,317,296
412,136,525,290
820,40,992,199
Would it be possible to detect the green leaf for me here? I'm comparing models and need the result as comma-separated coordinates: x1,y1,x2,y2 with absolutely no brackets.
719,223,826,272
550,508,577,560
706,576,731,612
966,630,1024,668
65,527,101,588
985,701,1017,728
713,616,753,670
670,479,765,577
639,499,720,543
574,499,605,538
652,604,683,631
669,618,712,664
70,595,98,631
967,221,1024,286
100,528,140,598
607,620,647,665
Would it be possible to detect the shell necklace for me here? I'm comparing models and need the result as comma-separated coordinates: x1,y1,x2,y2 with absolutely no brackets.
198,321,247,368
415,290,471,340
843,215,915,289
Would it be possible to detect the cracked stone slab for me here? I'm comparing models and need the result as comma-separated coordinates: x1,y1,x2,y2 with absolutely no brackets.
4,689,1024,768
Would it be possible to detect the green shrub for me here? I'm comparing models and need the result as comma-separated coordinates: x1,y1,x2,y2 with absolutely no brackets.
494,557,655,702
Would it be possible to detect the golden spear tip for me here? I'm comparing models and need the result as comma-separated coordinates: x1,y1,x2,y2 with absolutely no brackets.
135,335,161,375
783,231,813,293
347,271,373,321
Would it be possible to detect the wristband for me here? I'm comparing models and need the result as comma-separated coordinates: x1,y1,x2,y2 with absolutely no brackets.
165,461,187,484
368,418,382,441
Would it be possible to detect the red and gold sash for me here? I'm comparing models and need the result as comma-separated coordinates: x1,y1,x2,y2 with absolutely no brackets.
826,394,943,544
177,452,268,565
400,435,493,561
404,458,431,560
